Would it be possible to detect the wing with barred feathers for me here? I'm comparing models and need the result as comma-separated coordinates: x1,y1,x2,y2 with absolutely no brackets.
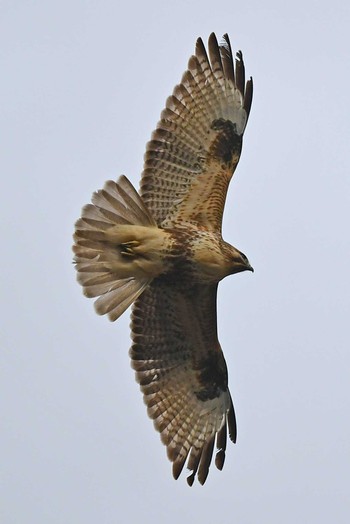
130,280,236,486
140,33,252,232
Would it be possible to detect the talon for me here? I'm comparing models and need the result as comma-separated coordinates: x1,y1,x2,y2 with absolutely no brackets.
120,240,140,257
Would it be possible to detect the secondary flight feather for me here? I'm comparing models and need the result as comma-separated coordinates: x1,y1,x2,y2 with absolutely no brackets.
73,33,253,485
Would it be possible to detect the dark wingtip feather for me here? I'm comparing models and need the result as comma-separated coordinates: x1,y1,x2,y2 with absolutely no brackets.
208,31,217,47
222,33,230,44
187,472,195,487
172,456,187,480
244,76,253,118
195,36,208,61
198,436,215,485
235,50,245,98
220,33,235,83
208,32,223,73
186,447,202,486
215,449,225,470
227,397,237,443
215,422,227,470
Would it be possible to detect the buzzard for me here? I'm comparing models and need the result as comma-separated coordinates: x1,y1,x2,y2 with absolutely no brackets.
73,33,253,485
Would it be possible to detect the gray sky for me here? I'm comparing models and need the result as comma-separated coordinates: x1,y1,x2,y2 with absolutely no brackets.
2,1,350,522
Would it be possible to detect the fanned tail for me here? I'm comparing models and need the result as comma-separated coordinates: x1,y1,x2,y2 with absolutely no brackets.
73,175,156,321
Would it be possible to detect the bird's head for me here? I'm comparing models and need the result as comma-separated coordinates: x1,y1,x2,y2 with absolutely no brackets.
227,244,254,275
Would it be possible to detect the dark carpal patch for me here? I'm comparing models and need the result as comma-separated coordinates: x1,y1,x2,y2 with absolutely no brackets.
210,119,242,165
194,352,229,401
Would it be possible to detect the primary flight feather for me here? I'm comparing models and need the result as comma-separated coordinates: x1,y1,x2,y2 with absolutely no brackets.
73,33,253,486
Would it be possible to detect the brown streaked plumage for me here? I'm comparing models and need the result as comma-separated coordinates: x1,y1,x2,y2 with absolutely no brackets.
73,33,253,485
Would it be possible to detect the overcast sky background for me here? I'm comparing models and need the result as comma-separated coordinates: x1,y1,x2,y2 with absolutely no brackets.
2,1,350,523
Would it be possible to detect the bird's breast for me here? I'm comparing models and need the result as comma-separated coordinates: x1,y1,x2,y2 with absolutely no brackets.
165,228,231,284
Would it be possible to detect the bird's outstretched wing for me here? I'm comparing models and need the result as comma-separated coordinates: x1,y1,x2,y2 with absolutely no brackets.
140,33,252,232
73,33,252,486
130,280,236,486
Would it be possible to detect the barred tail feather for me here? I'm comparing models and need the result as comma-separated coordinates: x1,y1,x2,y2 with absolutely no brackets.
73,175,156,321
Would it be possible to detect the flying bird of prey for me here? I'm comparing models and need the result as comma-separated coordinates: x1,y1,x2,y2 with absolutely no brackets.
73,33,253,486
